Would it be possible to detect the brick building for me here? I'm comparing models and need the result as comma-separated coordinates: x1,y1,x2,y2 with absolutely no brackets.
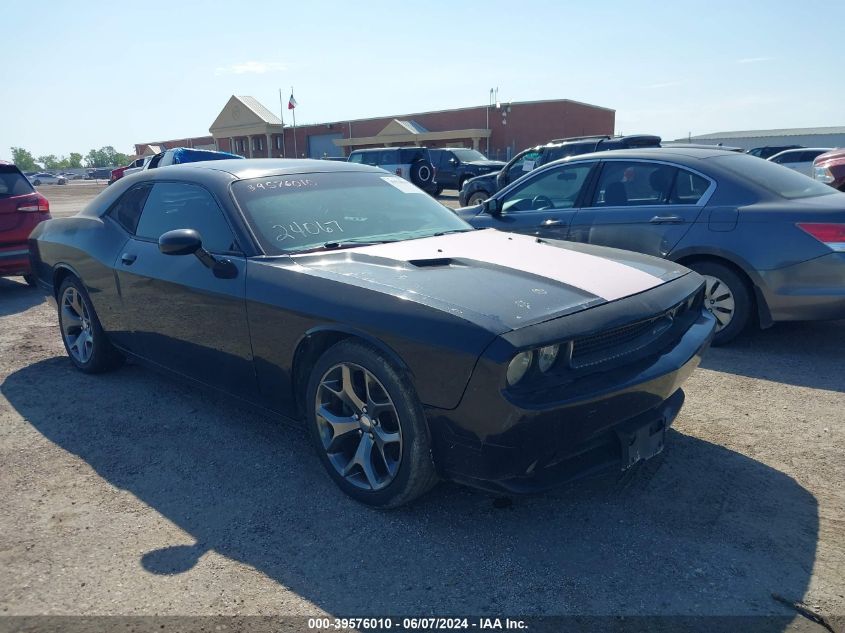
135,95,615,162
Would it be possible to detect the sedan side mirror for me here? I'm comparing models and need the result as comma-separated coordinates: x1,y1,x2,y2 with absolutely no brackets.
159,229,202,256
483,198,501,216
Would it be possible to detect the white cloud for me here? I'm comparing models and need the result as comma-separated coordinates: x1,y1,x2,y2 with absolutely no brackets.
736,56,774,64
214,61,287,75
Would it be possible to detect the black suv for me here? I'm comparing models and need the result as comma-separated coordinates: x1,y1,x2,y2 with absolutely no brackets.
458,135,661,206
427,148,505,195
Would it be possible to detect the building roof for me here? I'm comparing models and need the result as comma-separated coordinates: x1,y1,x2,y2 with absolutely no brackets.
688,126,845,140
237,96,283,125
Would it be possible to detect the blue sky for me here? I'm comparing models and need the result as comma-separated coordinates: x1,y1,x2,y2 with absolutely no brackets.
3,0,842,159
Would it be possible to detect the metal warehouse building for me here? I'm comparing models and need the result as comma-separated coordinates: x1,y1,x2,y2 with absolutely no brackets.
678,126,845,151
135,95,615,162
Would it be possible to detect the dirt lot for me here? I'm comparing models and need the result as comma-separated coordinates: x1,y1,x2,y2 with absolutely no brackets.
0,183,843,628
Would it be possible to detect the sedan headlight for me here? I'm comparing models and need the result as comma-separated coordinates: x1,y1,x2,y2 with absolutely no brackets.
506,351,533,386
537,345,559,372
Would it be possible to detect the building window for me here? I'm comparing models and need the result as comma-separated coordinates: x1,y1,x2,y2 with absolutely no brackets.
253,137,263,152
275,135,283,150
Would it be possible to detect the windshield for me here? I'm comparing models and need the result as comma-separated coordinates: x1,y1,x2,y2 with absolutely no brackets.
232,171,471,254
451,149,488,162
715,153,836,199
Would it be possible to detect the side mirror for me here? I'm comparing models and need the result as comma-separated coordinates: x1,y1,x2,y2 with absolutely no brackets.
159,229,202,256
449,158,458,165
483,198,501,216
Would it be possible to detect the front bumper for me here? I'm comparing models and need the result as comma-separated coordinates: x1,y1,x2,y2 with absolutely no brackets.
757,252,845,322
426,312,714,493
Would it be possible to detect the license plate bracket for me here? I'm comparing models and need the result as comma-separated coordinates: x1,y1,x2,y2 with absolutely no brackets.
617,418,666,470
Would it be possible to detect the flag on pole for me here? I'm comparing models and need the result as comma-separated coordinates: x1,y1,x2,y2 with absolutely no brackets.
288,93,297,110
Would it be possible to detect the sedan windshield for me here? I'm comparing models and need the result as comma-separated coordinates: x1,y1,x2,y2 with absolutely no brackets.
714,153,836,200
232,171,472,254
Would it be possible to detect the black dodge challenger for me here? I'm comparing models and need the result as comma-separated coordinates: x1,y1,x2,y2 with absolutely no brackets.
29,159,716,507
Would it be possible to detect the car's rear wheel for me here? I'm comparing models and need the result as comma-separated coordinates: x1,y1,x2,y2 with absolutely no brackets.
467,191,490,206
433,185,444,197
58,277,124,373
687,261,752,345
32,179,41,186
306,339,438,507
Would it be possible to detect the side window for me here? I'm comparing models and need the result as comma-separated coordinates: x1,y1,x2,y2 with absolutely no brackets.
379,150,398,165
592,161,678,207
348,153,363,164
108,183,153,233
772,153,793,164
506,151,542,180
501,163,594,213
135,182,238,253
670,169,711,204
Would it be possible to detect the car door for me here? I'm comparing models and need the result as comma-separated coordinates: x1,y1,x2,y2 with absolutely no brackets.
568,160,712,258
473,161,597,239
113,180,256,397
435,150,458,188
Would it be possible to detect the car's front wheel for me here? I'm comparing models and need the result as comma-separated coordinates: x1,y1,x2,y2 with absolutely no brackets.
32,179,41,186
306,339,438,507
467,191,490,206
58,277,125,373
687,261,752,345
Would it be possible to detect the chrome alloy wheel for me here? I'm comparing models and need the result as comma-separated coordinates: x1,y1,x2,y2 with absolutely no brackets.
60,286,94,364
702,274,735,332
315,363,403,491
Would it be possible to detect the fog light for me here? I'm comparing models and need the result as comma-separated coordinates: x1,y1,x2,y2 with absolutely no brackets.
506,351,533,386
537,345,559,372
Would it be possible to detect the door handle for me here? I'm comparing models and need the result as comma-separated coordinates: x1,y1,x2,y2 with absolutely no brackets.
120,253,137,266
650,215,685,224
543,219,562,226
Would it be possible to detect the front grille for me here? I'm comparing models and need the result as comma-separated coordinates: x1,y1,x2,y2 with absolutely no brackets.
570,313,674,369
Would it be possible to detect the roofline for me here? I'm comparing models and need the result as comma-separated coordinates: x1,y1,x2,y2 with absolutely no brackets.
684,126,845,140
291,97,615,128
236,95,284,125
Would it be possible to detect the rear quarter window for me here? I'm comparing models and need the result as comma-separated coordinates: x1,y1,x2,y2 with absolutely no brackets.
0,167,35,198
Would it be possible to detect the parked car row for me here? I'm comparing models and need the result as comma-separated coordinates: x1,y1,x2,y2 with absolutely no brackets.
6,141,845,507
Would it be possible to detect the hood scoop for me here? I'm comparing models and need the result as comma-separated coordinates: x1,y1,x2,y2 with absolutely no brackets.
408,257,454,268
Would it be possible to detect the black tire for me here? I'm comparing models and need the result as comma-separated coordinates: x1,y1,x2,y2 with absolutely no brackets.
433,185,444,197
687,261,752,346
409,160,434,188
467,190,490,206
57,276,125,373
32,179,41,186
305,339,438,508
23,274,37,287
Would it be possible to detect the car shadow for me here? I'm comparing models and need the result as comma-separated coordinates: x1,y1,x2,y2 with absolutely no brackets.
0,277,46,317
1,357,818,624
701,320,845,393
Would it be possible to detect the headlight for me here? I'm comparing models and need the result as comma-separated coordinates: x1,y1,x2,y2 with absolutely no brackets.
814,166,834,184
536,345,559,372
506,351,533,386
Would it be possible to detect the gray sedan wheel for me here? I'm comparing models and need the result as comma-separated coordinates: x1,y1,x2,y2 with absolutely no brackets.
688,261,752,346
306,339,438,507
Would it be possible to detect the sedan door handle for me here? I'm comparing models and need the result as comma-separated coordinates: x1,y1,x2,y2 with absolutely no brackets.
650,215,685,224
120,253,137,266
543,219,562,226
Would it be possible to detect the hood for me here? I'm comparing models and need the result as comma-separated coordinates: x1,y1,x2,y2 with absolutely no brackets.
290,230,688,334
815,148,845,165
464,172,499,187
466,160,506,169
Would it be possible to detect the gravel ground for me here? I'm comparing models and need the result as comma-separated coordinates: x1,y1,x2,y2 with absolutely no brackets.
0,183,843,627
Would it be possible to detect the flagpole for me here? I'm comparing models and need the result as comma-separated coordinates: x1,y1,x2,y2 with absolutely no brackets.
291,86,298,158
279,88,286,158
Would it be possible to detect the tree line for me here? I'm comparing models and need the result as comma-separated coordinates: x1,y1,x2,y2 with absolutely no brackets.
10,146,131,172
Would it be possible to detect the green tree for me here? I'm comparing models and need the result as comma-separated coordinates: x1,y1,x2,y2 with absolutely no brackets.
10,147,38,171
67,152,83,168
85,146,131,168
38,154,60,170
